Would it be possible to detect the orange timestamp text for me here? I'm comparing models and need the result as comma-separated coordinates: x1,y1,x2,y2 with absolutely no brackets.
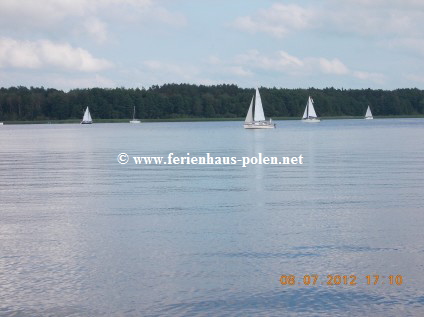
279,274,403,286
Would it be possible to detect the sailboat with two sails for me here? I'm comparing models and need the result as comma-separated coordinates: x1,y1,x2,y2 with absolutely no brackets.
244,88,275,129
364,106,373,119
302,96,320,123
81,107,93,124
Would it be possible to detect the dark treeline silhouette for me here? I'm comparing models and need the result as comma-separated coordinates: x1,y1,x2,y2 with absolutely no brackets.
1,84,424,121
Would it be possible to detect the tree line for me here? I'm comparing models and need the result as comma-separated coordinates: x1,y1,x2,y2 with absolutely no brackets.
1,84,423,121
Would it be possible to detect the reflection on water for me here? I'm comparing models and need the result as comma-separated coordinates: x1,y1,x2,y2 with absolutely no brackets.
0,119,424,316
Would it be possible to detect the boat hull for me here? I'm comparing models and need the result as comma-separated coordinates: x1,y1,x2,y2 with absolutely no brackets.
244,121,275,129
302,118,320,123
130,120,141,124
365,117,373,120
81,121,92,124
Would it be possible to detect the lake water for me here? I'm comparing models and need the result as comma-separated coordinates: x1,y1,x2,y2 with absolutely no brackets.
1,119,424,316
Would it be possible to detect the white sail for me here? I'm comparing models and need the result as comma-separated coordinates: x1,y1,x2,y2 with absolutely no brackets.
245,97,254,123
84,107,92,122
254,88,266,121
81,107,92,123
302,103,308,119
365,106,373,119
307,96,317,118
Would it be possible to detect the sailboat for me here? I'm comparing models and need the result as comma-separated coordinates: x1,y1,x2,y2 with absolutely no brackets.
130,106,141,124
364,105,373,120
81,107,93,124
244,88,275,129
302,96,320,122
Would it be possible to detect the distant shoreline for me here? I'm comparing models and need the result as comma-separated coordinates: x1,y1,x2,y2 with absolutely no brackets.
1,115,424,125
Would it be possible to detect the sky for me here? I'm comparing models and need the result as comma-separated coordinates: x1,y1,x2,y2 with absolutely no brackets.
1,0,424,91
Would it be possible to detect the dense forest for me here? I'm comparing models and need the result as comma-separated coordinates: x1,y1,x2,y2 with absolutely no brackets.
1,84,424,121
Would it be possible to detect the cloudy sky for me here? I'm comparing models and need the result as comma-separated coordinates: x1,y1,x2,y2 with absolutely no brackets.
1,0,424,90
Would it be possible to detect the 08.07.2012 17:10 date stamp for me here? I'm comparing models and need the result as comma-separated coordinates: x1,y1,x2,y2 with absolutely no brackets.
279,274,403,286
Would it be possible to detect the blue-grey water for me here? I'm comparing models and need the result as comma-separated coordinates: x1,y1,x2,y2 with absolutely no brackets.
1,119,424,316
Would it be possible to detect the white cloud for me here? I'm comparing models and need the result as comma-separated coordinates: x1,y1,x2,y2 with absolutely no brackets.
231,1,424,79
143,60,198,81
234,50,349,76
329,0,424,9
234,50,304,72
226,66,253,78
403,73,424,84
83,17,108,44
323,5,421,38
233,1,424,40
0,0,186,42
148,6,187,27
316,58,349,75
0,1,420,89
0,38,42,69
0,0,94,28
233,4,313,38
0,37,112,72
383,38,424,57
0,0,153,20
353,71,386,84
210,49,385,86
207,55,222,65
321,0,424,43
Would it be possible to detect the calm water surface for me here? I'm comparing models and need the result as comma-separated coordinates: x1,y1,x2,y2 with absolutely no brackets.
1,119,424,316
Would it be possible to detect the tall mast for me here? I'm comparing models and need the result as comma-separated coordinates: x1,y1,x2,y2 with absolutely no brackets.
307,97,309,118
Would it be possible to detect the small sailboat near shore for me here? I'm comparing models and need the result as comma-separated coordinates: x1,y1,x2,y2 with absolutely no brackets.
81,107,93,124
244,88,275,129
130,106,141,124
302,96,320,123
365,105,373,119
